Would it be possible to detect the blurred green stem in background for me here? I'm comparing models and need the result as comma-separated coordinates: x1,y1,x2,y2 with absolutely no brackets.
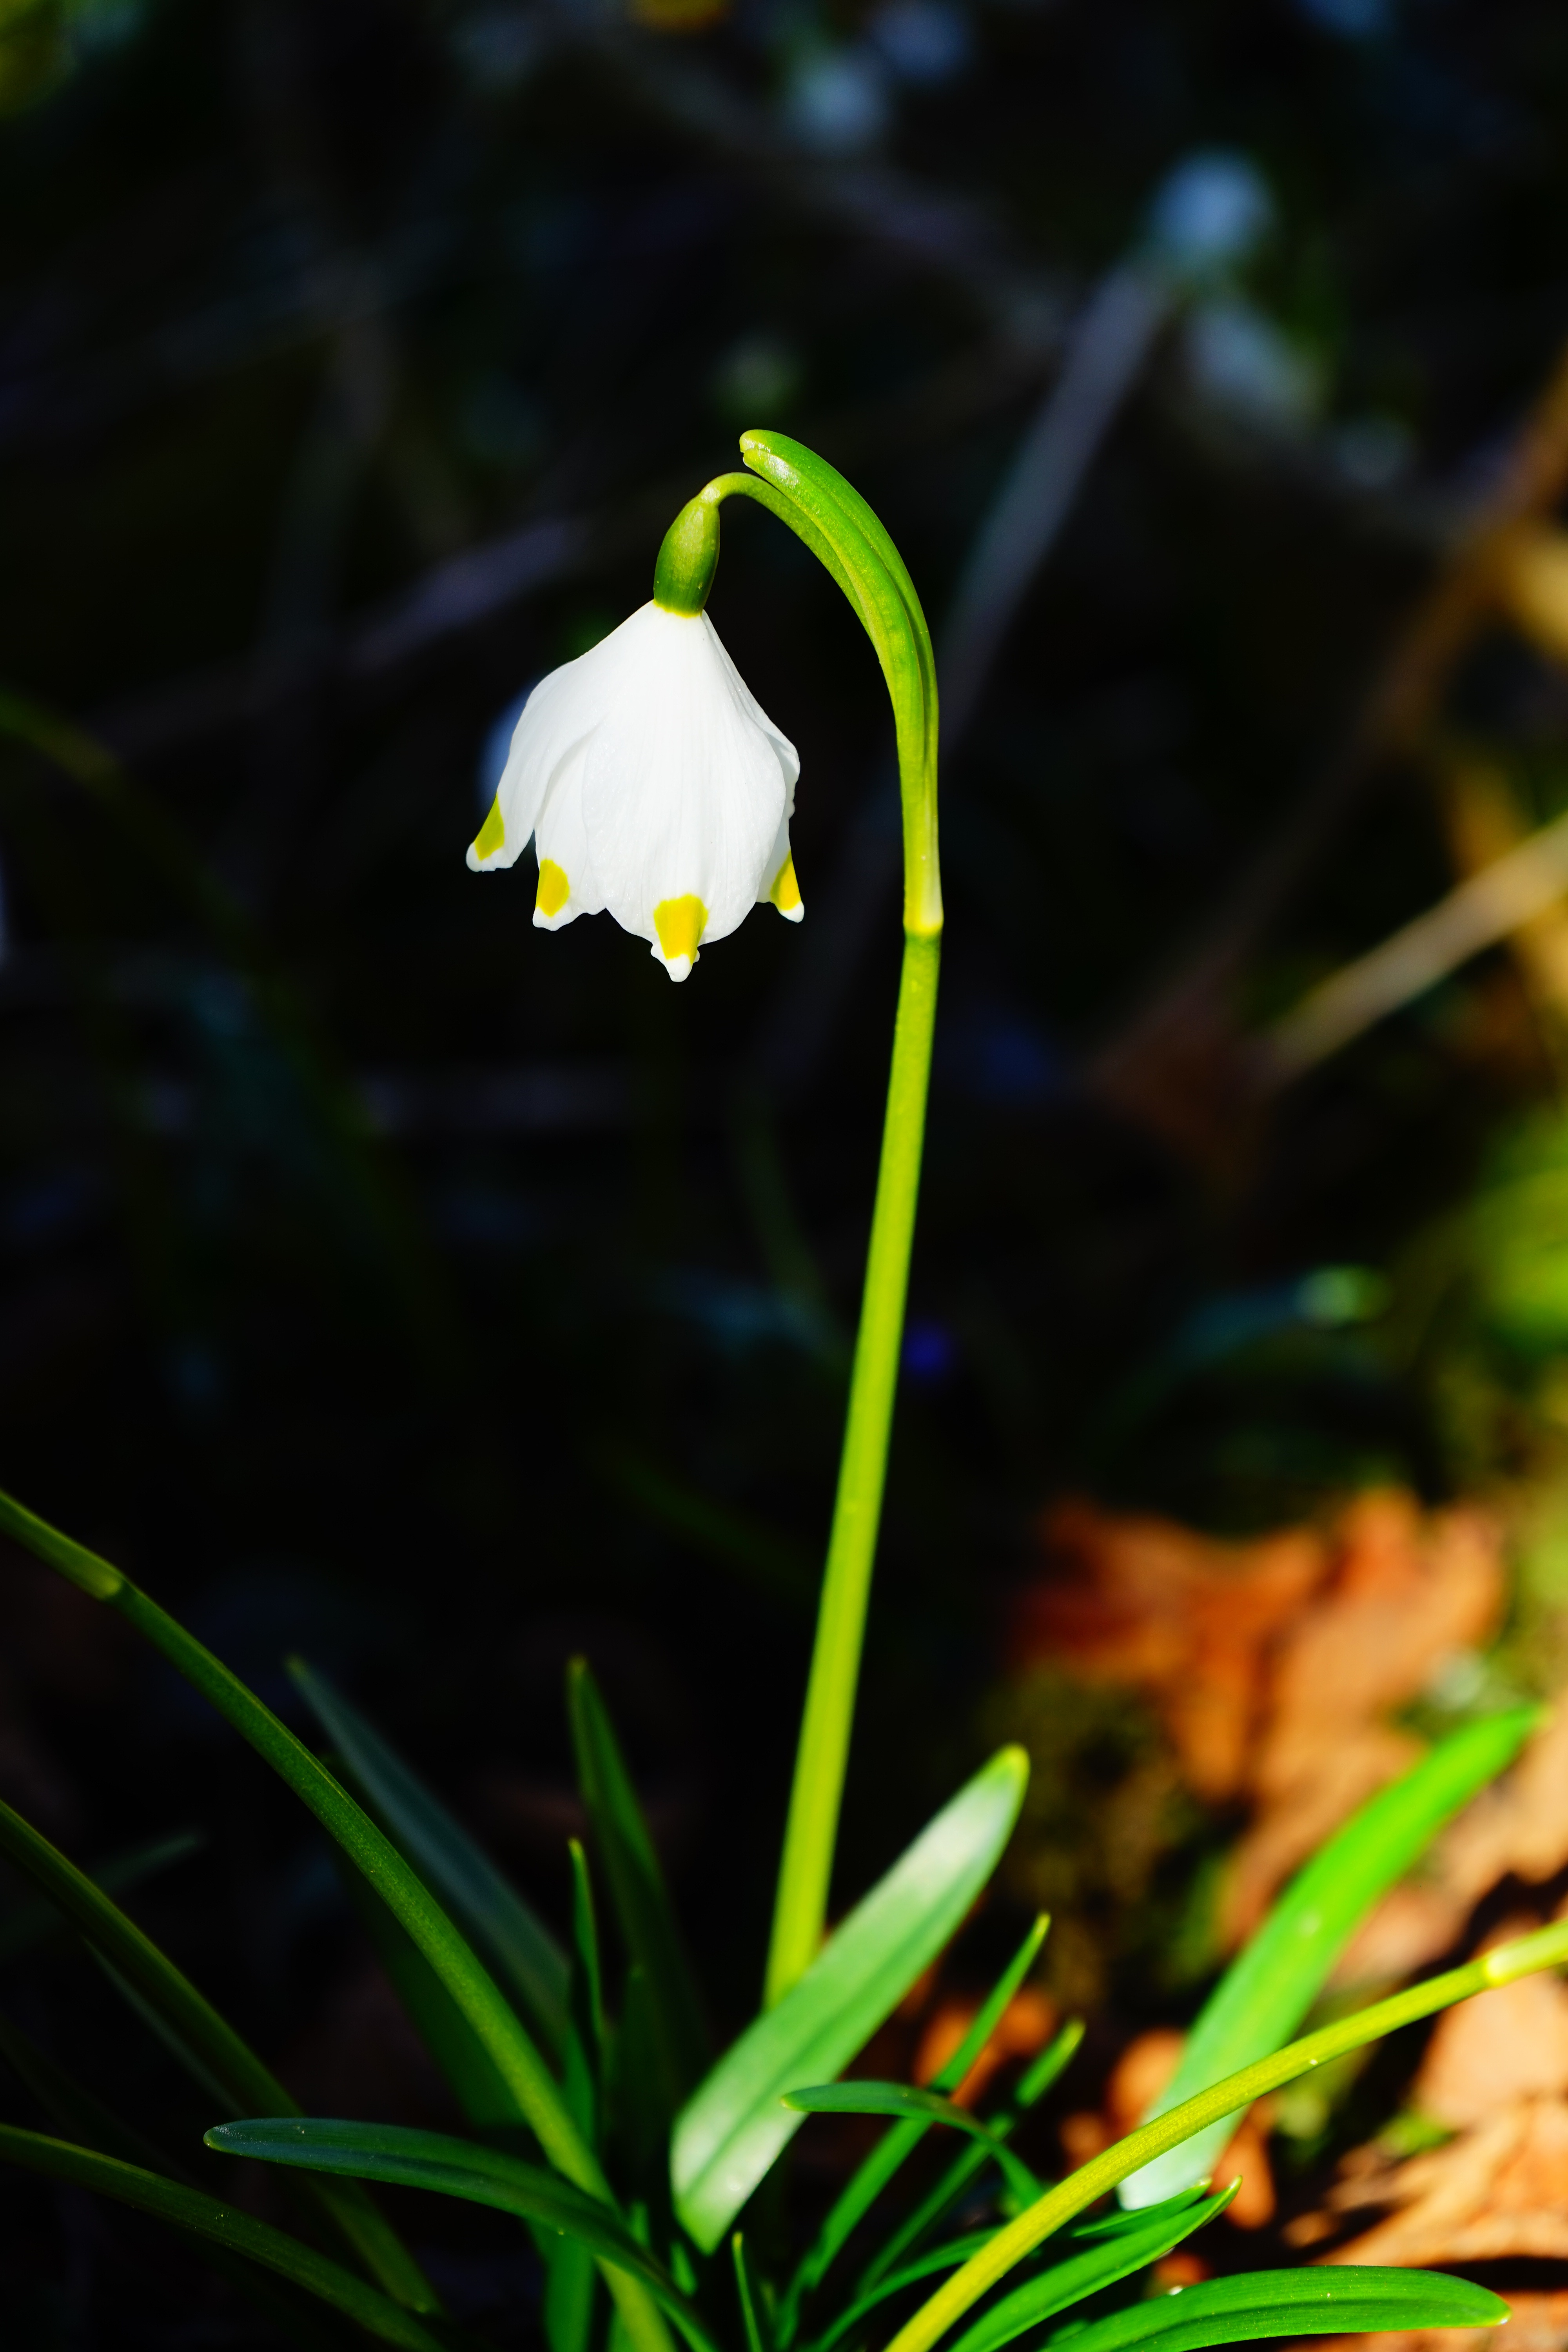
655,431,942,2008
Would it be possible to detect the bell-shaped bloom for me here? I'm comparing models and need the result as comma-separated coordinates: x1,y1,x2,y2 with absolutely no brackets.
468,603,802,980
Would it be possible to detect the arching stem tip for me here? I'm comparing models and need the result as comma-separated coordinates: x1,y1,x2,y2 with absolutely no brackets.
653,488,723,615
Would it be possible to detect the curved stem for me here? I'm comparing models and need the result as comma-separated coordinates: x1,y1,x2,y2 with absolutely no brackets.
689,432,942,2007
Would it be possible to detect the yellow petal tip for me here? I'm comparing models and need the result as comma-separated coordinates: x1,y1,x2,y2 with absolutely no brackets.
470,791,506,865
536,858,570,918
654,894,708,976
769,852,804,921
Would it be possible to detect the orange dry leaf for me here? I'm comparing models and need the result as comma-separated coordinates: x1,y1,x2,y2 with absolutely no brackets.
1013,1500,1325,1803
1316,2098,1568,2264
1226,1494,1504,1943
1012,1488,1507,1944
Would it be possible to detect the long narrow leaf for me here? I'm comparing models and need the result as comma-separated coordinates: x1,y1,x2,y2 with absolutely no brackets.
0,2014,356,2352
950,2184,1238,2352
733,2234,770,2352
0,1485,678,2352
0,1789,437,2315
0,1830,202,1965
785,1915,1049,2333
673,1746,1028,2251
335,1857,597,2352
1037,2269,1506,2352
858,2022,1084,2293
569,1659,708,2110
782,2085,1039,2202
1122,1706,1541,2205
208,2118,721,2352
809,2235,1000,2352
293,1660,569,2061
883,1916,1568,2352
547,1842,607,2352
0,2123,449,2352
335,1855,528,2131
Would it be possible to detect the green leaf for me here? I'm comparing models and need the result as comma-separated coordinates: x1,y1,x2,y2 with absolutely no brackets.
0,2123,450,2352
0,1829,203,1965
292,1660,569,2061
949,2184,1238,2352
672,1746,1028,2252
733,2233,770,2352
0,1486,679,2352
334,1853,528,2132
881,1917,1568,2352
0,2014,358,2352
1036,2269,1506,2352
568,1658,708,2111
785,1915,1049,2334
207,2118,721,2352
543,1839,608,2352
809,2235,1000,2352
0,1790,438,2315
782,2085,1040,2202
1122,1705,1541,2206
856,2021,1085,2294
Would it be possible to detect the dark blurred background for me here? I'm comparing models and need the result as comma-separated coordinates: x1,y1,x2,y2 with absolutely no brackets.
14,0,1568,2339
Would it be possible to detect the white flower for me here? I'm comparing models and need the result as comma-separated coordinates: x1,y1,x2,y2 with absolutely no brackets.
468,602,802,981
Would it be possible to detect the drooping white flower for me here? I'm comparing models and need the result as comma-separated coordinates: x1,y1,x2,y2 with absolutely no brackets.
468,602,802,980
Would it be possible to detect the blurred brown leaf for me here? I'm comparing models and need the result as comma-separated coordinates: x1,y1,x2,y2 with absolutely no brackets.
1012,1488,1506,1946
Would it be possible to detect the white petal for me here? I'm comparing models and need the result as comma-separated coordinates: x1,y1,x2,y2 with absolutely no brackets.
581,606,794,977
531,743,606,928
466,612,649,873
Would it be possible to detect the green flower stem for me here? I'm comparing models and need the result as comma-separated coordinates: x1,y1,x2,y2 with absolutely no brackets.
0,1487,676,2352
664,432,941,2007
882,1916,1568,2352
764,929,938,2005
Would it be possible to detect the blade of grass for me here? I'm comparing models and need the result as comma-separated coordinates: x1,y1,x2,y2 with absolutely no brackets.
334,1855,528,2132
0,1830,203,1965
808,2235,999,2352
884,1917,1568,2352
207,2118,721,2352
0,1486,678,2352
334,1852,598,2352
782,2086,1040,2203
292,1661,568,2062
673,1748,1028,2252
948,2183,1238,2352
1031,2268,1506,2352
733,2233,770,2352
545,1843,608,2352
783,1916,1049,2335
0,2124,452,2352
1121,1706,1543,2207
0,1790,437,2314
569,1658,708,2112
0,2013,358,2352
857,2022,1085,2294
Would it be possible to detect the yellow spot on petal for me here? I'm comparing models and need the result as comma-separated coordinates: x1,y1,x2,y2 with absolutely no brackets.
769,852,802,916
472,793,506,862
654,894,708,969
537,858,570,918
